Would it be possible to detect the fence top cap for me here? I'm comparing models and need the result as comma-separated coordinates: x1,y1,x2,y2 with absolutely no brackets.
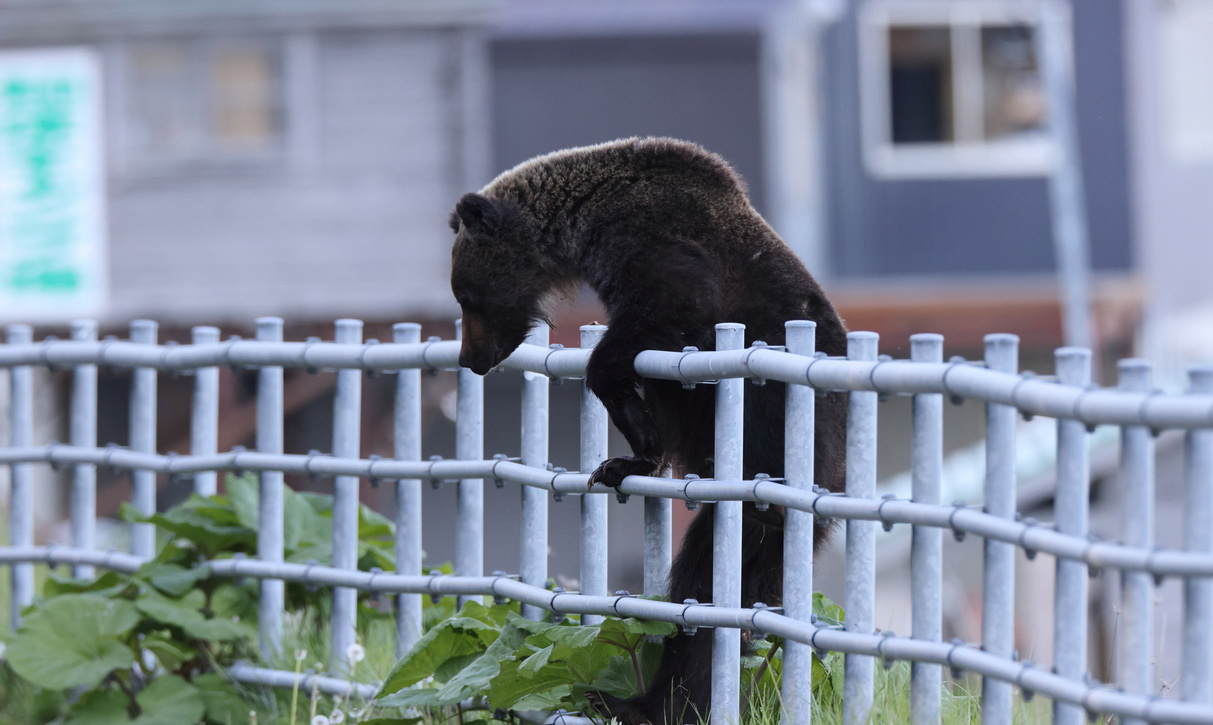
785,320,816,329
983,332,1019,345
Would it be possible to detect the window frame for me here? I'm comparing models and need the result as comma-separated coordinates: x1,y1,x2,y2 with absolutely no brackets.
858,0,1056,179
115,35,285,176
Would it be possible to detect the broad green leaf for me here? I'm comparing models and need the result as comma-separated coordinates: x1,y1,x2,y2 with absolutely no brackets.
126,506,253,556
224,474,260,531
376,684,451,709
813,592,844,626
359,718,424,725
42,570,132,598
194,673,252,725
486,659,572,711
64,688,130,725
135,588,250,643
358,504,395,540
138,562,210,597
433,615,536,703
210,582,258,623
590,654,644,698
510,684,571,712
377,615,499,695
543,624,600,649
6,595,139,690
142,632,196,671
518,643,553,674
132,675,206,725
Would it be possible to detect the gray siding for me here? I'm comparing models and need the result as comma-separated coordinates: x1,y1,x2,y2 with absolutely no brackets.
491,34,767,214
107,28,469,324
823,0,1133,279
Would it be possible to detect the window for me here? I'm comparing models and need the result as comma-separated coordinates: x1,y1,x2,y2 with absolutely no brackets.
123,38,282,168
860,1,1053,178
1159,0,1213,164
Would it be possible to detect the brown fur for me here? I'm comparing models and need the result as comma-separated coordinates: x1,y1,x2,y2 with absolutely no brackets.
449,138,848,724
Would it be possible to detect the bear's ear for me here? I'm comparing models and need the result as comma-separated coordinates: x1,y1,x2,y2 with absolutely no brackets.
448,210,462,233
454,193,501,235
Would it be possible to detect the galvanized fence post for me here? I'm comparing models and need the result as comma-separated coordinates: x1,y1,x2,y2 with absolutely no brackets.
70,320,98,579
843,331,878,725
643,488,672,598
782,320,816,725
910,333,944,725
580,325,609,625
455,318,484,608
394,323,424,656
980,333,1018,724
712,322,745,725
191,326,221,497
7,324,33,629
520,325,550,620
644,488,672,598
1052,347,1092,725
129,320,159,560
331,319,363,673
1118,359,1154,725
1182,365,1213,705
256,317,285,659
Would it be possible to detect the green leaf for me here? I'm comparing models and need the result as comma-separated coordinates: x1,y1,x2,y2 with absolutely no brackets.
6,595,139,690
135,588,250,643
377,615,499,695
128,506,253,557
142,633,197,671
510,684,571,712
590,654,643,698
433,614,536,703
64,688,130,725
194,673,252,725
813,592,844,627
42,570,132,599
131,675,206,725
518,643,553,674
376,685,450,709
224,474,260,531
138,563,210,597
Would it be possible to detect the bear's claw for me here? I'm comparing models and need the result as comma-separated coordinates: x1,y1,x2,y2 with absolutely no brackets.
588,456,660,489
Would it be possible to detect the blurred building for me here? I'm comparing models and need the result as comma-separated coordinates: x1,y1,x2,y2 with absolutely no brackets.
2,0,1213,678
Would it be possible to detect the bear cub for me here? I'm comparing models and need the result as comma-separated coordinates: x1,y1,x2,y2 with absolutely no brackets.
448,137,848,725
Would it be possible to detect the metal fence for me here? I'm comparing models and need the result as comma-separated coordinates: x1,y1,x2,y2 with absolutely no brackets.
2,317,1213,724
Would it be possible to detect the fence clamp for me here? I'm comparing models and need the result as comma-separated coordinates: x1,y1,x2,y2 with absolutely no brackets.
428,455,447,489
549,466,568,502
878,631,896,670
490,571,519,605
491,453,517,488
427,569,446,604
303,560,320,592
549,587,567,623
367,454,383,488
679,598,713,636
948,500,968,542
1018,517,1040,560
878,493,898,531
683,474,701,510
1015,659,1036,701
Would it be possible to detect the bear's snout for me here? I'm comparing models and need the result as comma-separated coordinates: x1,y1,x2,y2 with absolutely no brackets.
458,343,500,375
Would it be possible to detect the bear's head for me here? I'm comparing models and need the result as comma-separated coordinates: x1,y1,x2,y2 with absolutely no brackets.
449,192,552,375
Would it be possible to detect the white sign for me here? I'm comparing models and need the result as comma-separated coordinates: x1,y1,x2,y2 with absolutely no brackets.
0,48,106,322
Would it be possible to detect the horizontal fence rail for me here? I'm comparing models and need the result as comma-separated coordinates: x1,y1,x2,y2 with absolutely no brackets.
3,319,1213,724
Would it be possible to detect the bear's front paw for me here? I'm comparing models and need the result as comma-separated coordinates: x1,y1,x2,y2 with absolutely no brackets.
588,456,659,489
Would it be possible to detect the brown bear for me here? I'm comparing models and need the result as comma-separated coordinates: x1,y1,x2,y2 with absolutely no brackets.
448,137,847,724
